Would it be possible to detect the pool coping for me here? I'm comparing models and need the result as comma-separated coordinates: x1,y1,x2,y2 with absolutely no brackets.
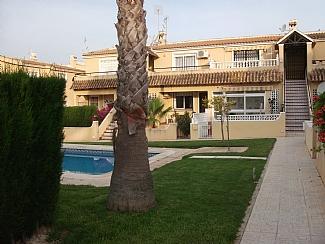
61,144,192,187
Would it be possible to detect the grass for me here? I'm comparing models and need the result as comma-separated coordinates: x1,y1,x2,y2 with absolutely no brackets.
50,139,276,244
66,138,276,157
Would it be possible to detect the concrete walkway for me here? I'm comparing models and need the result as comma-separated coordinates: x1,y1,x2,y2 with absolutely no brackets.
241,137,325,244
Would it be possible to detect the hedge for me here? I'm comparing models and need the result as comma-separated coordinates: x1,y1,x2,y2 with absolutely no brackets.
63,106,97,127
0,72,65,243
176,112,192,137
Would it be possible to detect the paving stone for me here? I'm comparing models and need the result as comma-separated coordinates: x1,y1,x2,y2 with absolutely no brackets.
240,137,325,244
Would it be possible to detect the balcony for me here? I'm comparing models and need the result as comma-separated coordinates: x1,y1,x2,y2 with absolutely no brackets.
209,59,279,70
152,58,279,73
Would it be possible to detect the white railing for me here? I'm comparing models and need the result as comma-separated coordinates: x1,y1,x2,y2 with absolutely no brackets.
192,113,209,123
214,114,280,121
198,123,212,139
209,59,279,70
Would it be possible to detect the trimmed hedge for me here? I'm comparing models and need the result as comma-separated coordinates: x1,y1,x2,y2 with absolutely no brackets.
63,106,97,127
0,72,65,243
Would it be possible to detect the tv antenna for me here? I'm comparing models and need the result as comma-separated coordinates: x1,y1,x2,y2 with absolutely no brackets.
83,37,89,52
155,5,163,33
279,24,287,33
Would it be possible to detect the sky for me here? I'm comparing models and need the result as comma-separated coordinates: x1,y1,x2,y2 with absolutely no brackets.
0,0,325,64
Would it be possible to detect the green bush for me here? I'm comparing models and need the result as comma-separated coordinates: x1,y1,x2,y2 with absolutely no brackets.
176,112,192,137
0,71,65,243
63,106,97,127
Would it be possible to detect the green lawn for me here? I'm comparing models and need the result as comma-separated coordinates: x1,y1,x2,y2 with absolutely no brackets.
51,139,275,243
67,138,276,157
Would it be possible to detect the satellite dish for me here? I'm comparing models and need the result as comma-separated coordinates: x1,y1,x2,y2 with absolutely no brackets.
317,82,325,95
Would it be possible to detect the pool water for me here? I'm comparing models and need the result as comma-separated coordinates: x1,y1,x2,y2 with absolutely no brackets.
63,149,156,175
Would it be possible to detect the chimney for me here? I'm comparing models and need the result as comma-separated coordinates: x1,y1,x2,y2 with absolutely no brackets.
30,52,38,61
69,55,78,68
288,19,298,30
156,31,167,45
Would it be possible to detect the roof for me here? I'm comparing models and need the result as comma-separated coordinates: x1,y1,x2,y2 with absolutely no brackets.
83,47,158,57
71,69,283,90
308,68,325,82
277,29,314,44
22,59,84,73
82,31,325,57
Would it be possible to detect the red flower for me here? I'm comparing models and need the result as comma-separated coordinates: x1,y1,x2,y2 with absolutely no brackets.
314,109,324,118
313,95,320,102
319,132,325,143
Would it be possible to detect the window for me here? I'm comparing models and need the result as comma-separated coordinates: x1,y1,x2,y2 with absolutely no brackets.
233,50,259,61
58,72,66,79
148,93,157,101
173,54,197,71
214,91,265,114
246,96,264,110
28,70,39,77
89,96,99,107
228,96,244,110
99,57,118,74
175,95,193,109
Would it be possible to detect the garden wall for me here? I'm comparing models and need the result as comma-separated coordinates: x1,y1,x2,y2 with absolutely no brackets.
146,123,177,141
191,112,286,140
305,123,325,184
64,121,99,142
316,151,325,184
64,108,116,142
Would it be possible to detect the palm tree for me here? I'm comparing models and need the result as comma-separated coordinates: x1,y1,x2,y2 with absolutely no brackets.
147,98,172,128
107,0,156,212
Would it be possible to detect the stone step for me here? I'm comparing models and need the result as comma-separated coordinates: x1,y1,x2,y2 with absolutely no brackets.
286,107,309,112
285,83,306,87
285,91,307,94
286,120,310,123
286,126,304,131
285,98,308,102
285,90,307,94
285,80,306,83
100,136,112,140
286,109,309,116
285,104,309,107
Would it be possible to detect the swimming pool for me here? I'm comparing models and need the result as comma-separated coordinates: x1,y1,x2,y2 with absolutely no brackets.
63,149,156,175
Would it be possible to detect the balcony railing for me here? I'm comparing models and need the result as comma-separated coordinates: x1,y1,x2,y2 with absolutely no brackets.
209,59,279,70
214,114,280,121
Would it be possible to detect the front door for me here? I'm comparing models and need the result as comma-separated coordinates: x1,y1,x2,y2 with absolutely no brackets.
199,92,208,113
285,44,307,80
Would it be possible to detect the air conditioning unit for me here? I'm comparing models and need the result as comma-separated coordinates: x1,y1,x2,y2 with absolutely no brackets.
197,50,209,59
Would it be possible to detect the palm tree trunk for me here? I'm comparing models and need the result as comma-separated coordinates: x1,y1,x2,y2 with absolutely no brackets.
107,0,155,212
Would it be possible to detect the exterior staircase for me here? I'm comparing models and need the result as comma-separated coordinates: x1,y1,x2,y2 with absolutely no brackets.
285,79,311,134
100,121,117,141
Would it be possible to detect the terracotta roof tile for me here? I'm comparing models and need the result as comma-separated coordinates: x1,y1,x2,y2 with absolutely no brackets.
72,69,283,90
22,59,84,73
308,68,325,82
83,31,325,56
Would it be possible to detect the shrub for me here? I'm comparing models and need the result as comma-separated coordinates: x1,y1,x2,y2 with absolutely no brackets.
176,112,192,137
313,93,325,144
63,106,97,127
0,71,65,243
147,98,172,128
94,103,114,124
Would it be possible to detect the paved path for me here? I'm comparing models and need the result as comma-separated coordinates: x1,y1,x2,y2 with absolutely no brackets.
241,137,325,244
